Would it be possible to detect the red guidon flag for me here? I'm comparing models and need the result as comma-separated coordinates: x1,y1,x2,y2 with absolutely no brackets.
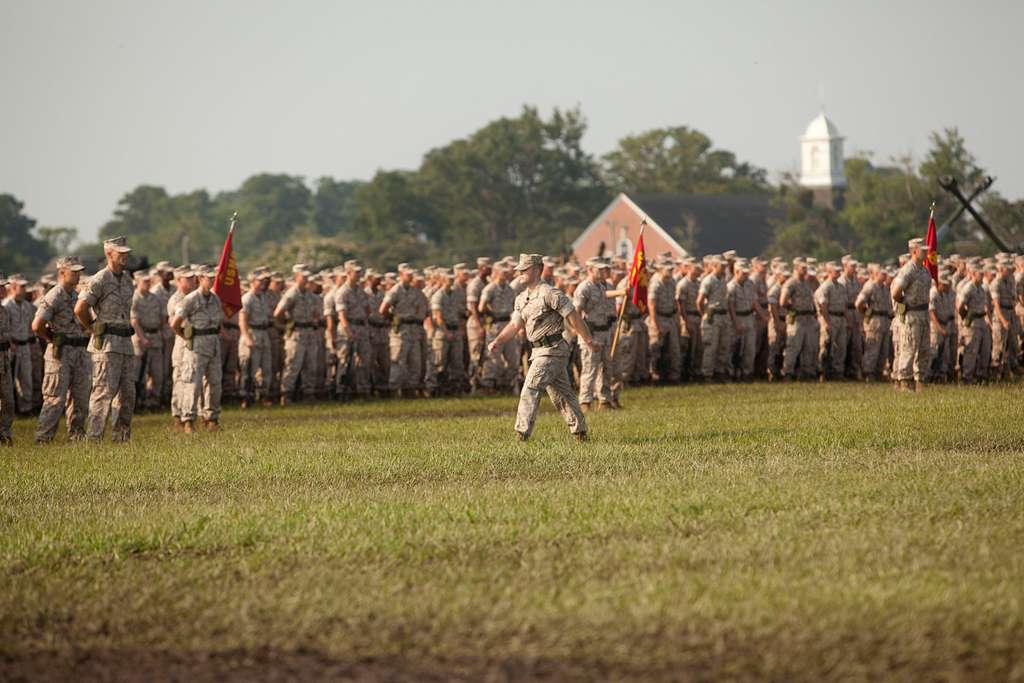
925,206,939,281
213,213,243,317
628,224,648,313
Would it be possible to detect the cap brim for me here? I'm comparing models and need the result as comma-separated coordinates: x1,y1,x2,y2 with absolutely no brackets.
66,264,86,272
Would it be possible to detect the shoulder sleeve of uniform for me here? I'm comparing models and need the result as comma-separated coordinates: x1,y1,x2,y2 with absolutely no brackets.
35,288,57,321
544,286,574,317
430,288,444,310
176,291,193,319
82,269,105,306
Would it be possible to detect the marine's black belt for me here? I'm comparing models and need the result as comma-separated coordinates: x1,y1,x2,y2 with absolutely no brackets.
588,322,612,332
684,309,700,315
827,309,845,315
143,326,162,334
655,309,676,316
711,309,728,315
794,310,815,316
348,319,367,326
193,328,219,336
249,323,271,330
446,324,460,331
12,337,32,346
1000,305,1016,311
370,321,390,328
0,341,10,351
936,316,952,324
293,322,316,329
489,315,511,323
63,337,89,347
847,304,856,310
905,304,928,312
399,317,422,325
222,321,239,330
871,310,894,319
531,333,564,348
105,325,134,337
735,310,752,316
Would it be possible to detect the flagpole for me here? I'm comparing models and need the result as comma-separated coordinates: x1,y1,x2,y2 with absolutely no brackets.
229,210,238,235
609,220,646,361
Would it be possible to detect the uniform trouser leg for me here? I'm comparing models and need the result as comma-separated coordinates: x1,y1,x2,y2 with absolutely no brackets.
269,330,283,399
649,316,681,382
425,333,447,390
826,317,848,377
991,319,1011,376
930,328,952,379
783,320,818,378
466,320,484,386
388,329,418,392
767,322,785,376
446,334,466,392
11,344,33,413
736,317,756,377
846,317,863,377
684,315,702,379
515,353,587,438
170,343,185,419
481,322,515,389
201,353,223,422
370,331,389,391
578,329,611,404
134,349,164,408
612,329,635,400
86,353,135,440
863,319,890,378
239,339,271,401
161,329,174,405
36,348,91,442
700,318,720,379
895,314,930,382
960,323,983,382
281,333,316,397
0,364,13,442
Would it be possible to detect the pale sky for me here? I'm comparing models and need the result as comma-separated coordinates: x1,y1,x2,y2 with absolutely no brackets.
2,0,1021,243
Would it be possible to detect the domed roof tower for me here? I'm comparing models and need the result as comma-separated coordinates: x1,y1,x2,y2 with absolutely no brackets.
799,112,846,208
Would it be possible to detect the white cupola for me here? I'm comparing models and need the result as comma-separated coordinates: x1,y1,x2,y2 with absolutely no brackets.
799,112,846,189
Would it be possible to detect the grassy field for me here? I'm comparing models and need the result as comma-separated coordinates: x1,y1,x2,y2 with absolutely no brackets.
1,383,1023,681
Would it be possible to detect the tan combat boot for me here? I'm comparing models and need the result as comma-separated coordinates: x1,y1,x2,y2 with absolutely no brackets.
182,420,195,435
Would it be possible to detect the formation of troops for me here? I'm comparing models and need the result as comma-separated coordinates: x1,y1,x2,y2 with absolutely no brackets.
1,235,1022,445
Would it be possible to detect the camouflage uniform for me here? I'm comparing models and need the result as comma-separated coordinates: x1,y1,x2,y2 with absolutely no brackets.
151,279,174,405
426,285,465,393
957,279,990,383
726,276,757,378
815,278,848,378
83,267,136,441
167,287,189,421
35,284,92,442
765,280,786,378
780,274,819,379
479,279,519,390
751,269,770,377
176,289,224,423
366,284,390,392
698,273,730,379
614,274,643,389
239,288,272,403
3,296,35,413
838,271,863,378
330,281,372,396
573,277,616,406
891,260,933,384
857,279,894,379
383,282,426,393
513,282,587,439
929,285,956,380
131,288,165,409
990,270,1019,377
647,271,681,382
276,285,321,400
265,286,284,400
465,272,488,386
676,274,702,380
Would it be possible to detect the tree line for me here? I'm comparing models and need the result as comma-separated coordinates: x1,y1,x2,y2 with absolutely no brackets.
3,106,1020,276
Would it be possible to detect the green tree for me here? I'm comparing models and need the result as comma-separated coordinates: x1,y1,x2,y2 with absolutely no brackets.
37,226,79,255
233,174,313,252
603,126,770,195
0,194,53,274
416,105,608,258
312,177,363,236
